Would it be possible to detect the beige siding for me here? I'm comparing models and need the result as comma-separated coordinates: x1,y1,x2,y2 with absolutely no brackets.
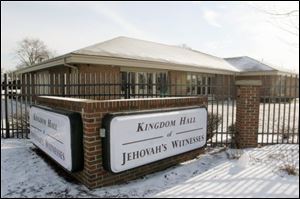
169,70,187,96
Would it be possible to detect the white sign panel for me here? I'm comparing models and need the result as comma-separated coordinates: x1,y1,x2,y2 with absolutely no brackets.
30,106,83,172
103,107,207,173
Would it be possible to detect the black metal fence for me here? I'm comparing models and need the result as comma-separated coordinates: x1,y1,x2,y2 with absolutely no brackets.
1,72,298,146
1,73,29,138
259,75,299,145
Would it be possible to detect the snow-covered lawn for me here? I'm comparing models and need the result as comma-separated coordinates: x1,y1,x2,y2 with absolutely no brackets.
1,139,299,198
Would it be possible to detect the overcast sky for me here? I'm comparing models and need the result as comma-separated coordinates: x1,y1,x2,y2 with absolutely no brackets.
1,1,299,72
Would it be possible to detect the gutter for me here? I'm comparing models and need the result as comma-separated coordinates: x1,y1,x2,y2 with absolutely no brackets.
63,57,78,72
14,54,78,74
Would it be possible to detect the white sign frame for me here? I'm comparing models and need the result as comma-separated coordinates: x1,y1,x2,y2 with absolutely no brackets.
30,105,83,172
102,106,207,173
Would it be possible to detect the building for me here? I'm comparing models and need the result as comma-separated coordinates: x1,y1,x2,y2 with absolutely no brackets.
15,36,298,100
226,56,299,101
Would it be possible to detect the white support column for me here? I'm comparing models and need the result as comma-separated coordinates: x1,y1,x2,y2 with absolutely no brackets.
153,73,156,95
135,72,139,98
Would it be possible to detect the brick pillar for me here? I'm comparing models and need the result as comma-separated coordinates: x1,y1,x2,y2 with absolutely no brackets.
235,80,262,148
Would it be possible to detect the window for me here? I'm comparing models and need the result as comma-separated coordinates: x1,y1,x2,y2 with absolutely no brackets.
121,72,127,97
191,75,197,95
187,74,191,95
197,75,202,95
138,72,146,94
202,76,206,95
147,73,154,95
156,72,168,96
120,71,167,98
187,73,212,96
207,77,211,94
130,72,135,95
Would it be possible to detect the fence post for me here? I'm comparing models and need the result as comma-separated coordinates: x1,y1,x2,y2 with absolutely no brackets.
62,73,65,97
4,74,10,138
235,80,262,148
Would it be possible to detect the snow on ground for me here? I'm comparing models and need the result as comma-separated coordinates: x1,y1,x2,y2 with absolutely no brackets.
1,139,299,198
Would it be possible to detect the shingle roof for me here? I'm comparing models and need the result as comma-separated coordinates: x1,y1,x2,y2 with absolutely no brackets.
16,37,297,75
225,56,273,72
225,56,297,74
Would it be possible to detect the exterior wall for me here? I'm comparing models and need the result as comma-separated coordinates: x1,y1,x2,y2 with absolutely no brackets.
172,72,231,100
20,65,70,98
22,64,121,100
168,70,187,96
35,70,50,95
22,64,223,100
20,62,297,101
237,75,299,99
36,96,208,189
213,74,235,100
76,64,121,100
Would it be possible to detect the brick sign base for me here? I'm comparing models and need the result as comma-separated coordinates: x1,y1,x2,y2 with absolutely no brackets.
36,96,207,189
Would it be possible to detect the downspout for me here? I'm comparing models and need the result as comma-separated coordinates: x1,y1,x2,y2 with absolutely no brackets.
63,57,78,72
63,57,79,97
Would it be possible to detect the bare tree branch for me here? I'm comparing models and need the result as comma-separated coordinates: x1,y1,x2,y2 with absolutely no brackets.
15,38,54,69
261,9,299,17
251,3,299,48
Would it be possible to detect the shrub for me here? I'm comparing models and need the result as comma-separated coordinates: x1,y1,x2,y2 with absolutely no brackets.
228,124,238,148
279,163,299,176
207,113,222,141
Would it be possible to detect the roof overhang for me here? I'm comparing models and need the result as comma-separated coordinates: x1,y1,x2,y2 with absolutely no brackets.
14,54,72,74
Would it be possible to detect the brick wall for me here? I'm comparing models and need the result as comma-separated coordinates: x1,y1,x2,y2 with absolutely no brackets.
36,96,207,189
